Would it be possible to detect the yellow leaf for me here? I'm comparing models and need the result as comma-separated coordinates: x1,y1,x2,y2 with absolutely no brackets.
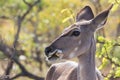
61,8,69,13
111,4,119,12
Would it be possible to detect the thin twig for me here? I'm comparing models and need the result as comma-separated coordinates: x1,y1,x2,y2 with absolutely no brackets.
0,16,11,19
2,0,43,80
23,0,32,7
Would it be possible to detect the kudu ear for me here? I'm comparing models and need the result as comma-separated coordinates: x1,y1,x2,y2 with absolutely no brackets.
76,6,94,22
91,4,113,31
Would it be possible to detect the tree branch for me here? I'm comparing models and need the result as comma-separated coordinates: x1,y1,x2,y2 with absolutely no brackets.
23,0,32,7
11,73,23,79
0,41,44,80
0,16,11,19
5,60,14,75
1,0,43,80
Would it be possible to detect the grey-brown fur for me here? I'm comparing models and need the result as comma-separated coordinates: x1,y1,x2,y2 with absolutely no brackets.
45,5,113,80
46,61,103,80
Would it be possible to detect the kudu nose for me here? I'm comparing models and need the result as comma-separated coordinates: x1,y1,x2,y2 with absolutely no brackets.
45,46,55,57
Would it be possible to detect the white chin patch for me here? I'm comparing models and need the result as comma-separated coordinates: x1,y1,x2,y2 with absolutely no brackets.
79,40,81,45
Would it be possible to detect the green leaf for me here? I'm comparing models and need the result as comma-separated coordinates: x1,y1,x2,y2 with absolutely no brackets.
115,67,120,77
98,36,105,42
111,4,119,12
62,13,74,23
99,58,109,70
62,17,71,23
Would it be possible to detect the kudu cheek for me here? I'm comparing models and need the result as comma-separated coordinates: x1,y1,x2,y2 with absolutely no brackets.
68,40,81,58
76,41,91,56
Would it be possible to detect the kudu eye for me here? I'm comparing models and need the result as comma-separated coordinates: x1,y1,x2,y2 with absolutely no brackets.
71,30,80,36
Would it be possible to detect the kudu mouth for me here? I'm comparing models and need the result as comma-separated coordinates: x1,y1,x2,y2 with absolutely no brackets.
45,47,63,61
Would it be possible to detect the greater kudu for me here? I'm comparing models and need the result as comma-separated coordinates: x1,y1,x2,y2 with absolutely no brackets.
45,5,113,80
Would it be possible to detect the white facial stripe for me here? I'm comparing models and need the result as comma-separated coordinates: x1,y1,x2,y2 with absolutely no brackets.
69,40,81,58
74,47,78,51
69,47,79,58
79,40,81,45
75,20,91,25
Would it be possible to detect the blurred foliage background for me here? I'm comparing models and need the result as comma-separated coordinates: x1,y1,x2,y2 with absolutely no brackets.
0,0,120,80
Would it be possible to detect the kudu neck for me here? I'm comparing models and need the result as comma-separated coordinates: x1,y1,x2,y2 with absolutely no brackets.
77,37,96,80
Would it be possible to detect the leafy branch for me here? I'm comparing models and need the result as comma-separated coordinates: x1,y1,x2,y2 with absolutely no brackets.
97,39,120,46
0,0,44,80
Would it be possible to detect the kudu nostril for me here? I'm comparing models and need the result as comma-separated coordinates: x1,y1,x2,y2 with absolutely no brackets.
45,46,54,56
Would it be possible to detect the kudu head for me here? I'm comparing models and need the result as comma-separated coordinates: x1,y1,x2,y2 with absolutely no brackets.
45,5,113,61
